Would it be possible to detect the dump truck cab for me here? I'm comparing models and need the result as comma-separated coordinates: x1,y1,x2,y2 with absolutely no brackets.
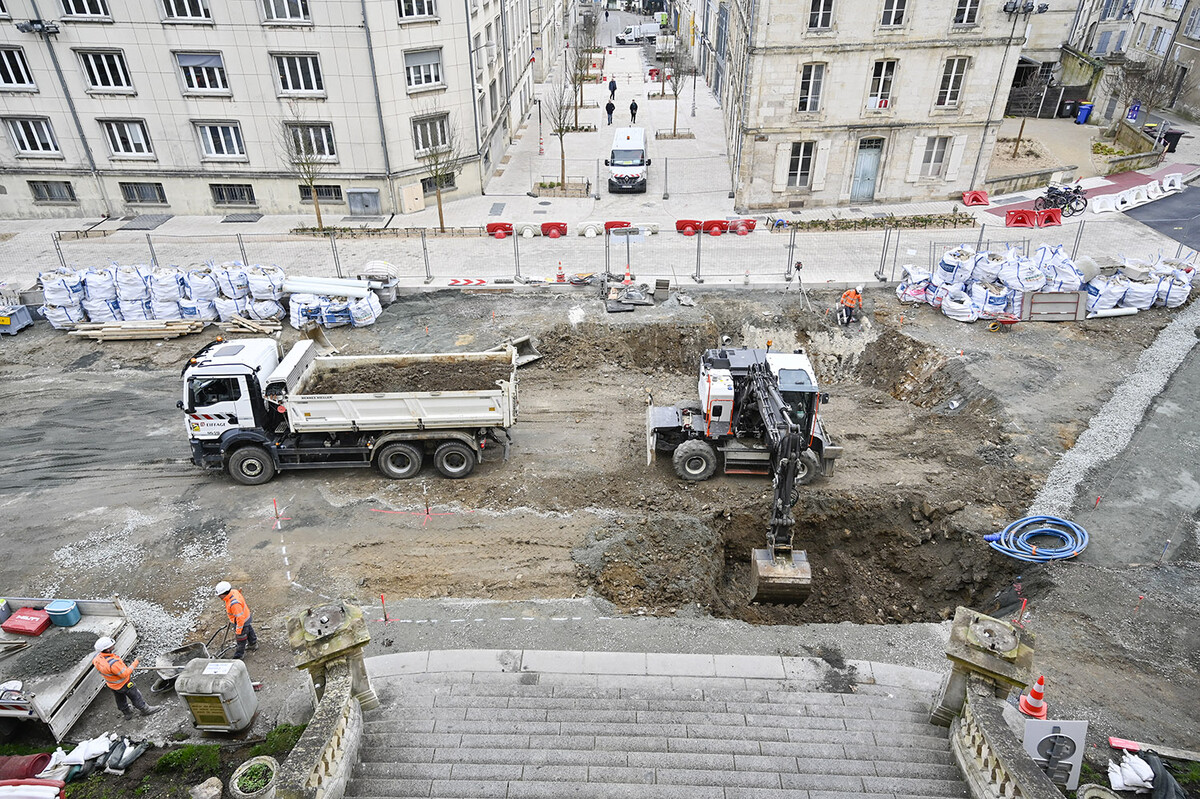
180,339,281,445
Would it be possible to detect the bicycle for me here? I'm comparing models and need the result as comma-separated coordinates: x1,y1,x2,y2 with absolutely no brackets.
1034,184,1087,217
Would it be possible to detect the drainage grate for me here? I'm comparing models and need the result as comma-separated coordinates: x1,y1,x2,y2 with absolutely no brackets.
119,214,173,230
341,216,383,223
488,203,506,216
221,213,263,223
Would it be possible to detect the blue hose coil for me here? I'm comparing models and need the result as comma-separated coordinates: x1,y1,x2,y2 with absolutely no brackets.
983,515,1089,563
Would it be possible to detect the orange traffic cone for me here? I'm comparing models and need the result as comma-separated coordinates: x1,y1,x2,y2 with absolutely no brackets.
1019,675,1048,719
556,262,565,283
623,264,632,286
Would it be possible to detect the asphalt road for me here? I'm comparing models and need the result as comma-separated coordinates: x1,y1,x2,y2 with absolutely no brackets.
1125,185,1200,253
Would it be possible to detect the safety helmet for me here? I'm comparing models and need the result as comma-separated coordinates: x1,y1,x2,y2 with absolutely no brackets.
855,285,864,294
94,637,115,652
215,581,232,596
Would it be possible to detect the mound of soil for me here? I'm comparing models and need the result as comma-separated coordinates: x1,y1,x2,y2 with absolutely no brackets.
305,360,511,394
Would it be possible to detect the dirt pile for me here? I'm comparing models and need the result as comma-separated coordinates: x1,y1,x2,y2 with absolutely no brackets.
536,321,719,373
305,360,512,394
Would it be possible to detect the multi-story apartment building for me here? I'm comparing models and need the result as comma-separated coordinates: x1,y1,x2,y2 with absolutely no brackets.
0,0,558,220
715,0,1026,210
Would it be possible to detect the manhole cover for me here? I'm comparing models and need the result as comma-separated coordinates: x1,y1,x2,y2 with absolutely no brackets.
538,201,552,206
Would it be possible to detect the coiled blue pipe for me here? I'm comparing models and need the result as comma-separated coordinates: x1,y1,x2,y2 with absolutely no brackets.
983,515,1089,562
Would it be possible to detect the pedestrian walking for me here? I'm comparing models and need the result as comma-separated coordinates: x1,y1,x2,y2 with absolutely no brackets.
609,78,617,101
605,9,609,21
630,99,638,123
92,638,162,721
216,580,258,659
605,100,615,125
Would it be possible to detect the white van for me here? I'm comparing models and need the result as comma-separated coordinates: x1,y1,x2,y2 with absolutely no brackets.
606,128,650,193
616,22,659,45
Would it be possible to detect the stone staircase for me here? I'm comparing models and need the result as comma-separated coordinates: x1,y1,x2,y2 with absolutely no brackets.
344,650,968,799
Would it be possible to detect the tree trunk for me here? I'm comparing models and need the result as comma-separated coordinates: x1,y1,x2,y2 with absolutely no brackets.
313,188,324,231
559,135,566,186
673,94,679,135
575,81,582,127
436,185,445,233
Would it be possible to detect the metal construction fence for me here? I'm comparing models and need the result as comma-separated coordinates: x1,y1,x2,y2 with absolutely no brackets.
3,218,1197,295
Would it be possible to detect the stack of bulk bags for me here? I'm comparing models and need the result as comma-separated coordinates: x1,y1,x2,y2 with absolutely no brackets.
39,268,87,329
182,267,220,322
971,251,1008,284
115,265,153,320
895,265,932,304
81,267,122,323
150,267,185,320
211,263,250,322
245,265,286,320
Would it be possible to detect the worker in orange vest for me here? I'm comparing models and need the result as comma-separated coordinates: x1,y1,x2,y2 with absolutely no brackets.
216,581,258,659
838,285,864,325
92,637,162,721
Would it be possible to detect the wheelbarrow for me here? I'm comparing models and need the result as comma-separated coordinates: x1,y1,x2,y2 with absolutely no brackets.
147,625,234,693
986,313,1020,333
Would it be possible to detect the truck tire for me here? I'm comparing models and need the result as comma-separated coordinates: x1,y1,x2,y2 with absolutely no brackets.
673,439,717,481
433,441,476,479
376,442,423,480
227,446,276,486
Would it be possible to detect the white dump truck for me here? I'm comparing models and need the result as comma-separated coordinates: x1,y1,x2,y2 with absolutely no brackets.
181,338,518,485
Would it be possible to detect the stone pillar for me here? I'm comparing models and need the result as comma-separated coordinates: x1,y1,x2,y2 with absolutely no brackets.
286,601,379,711
930,606,1035,726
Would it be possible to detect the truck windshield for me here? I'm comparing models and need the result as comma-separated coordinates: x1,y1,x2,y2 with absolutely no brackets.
781,391,811,429
612,149,644,166
189,377,242,408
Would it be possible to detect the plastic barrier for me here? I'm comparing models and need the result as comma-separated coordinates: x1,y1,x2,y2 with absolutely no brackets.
578,221,603,237
541,222,568,238
604,220,631,232
676,219,701,236
630,221,660,234
1004,209,1037,228
1162,173,1184,192
1090,194,1119,214
961,190,990,206
516,223,539,238
730,218,757,235
1036,208,1062,227
1125,184,1151,206
703,219,730,236
1145,180,1164,201
486,222,514,239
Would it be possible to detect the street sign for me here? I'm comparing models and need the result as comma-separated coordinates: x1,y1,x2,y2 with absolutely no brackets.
1127,103,1141,121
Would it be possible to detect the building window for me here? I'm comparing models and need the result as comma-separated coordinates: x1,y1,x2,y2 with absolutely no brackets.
61,0,110,17
808,0,833,30
274,54,324,95
787,141,815,188
421,173,455,194
287,123,336,160
412,113,449,153
937,57,968,107
299,184,343,202
0,48,35,89
489,80,498,119
1038,61,1056,80
262,0,309,22
399,0,437,18
29,180,76,202
162,0,211,20
196,123,246,159
868,60,896,109
211,184,256,205
120,181,167,204
5,117,59,155
921,136,950,178
78,51,133,91
177,52,228,93
404,49,443,89
102,119,153,156
0,0,9,18
1148,27,1162,53
953,0,978,25
797,63,824,112
880,0,905,26
1185,9,1200,39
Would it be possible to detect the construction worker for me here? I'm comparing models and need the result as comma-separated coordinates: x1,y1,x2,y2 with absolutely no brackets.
216,581,258,659
838,285,864,325
92,638,162,721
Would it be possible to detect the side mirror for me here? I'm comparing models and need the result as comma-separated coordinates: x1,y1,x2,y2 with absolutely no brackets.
603,159,610,166
821,393,830,404
176,400,185,410
645,158,652,165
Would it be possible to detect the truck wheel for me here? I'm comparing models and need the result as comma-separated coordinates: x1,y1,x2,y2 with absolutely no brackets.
376,442,423,480
794,451,820,488
227,447,276,486
434,441,476,479
673,439,717,481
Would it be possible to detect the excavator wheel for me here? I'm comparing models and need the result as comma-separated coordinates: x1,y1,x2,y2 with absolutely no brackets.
672,439,717,481
750,549,812,604
794,451,820,487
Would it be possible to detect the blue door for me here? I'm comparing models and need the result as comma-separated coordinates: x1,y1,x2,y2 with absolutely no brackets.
850,138,884,202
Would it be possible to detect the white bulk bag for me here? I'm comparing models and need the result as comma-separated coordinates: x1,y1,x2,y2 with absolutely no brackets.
150,268,184,302
1086,274,1128,312
39,268,86,306
1032,244,1084,292
1007,289,1025,317
902,264,933,284
350,293,383,327
1156,274,1192,308
927,282,962,309
289,294,322,329
942,289,979,322
246,265,286,300
969,281,1009,317
213,294,249,322
216,263,250,299
180,298,218,322
999,257,1047,292
81,267,117,301
82,297,122,322
1119,279,1158,310
121,298,153,320
115,265,151,301
185,268,220,302
971,251,1007,283
38,303,87,329
247,300,285,321
934,247,974,286
152,300,183,320
896,280,929,305
320,298,352,328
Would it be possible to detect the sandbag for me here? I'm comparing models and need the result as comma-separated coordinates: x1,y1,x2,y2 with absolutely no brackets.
215,264,249,299
1156,273,1192,308
246,300,284,321
82,297,122,323
289,294,322,329
115,265,151,301
120,298,153,321
1086,274,1128,312
0,755,52,781
38,304,86,329
179,298,218,322
151,300,182,320
60,735,114,766
934,247,974,286
350,293,383,327
39,269,85,306
81,267,117,301
149,268,184,303
1119,278,1158,310
246,265,286,300
971,251,1008,283
213,294,249,322
998,256,1047,291
185,268,219,302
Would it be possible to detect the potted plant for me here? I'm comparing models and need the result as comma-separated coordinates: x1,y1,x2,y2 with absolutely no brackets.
230,755,278,799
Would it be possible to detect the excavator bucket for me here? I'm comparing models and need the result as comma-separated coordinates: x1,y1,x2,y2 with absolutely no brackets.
301,323,338,355
486,336,542,367
750,549,812,604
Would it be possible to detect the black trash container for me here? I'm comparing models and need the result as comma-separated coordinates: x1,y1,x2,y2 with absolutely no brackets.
1059,99,1078,119
1161,129,1184,153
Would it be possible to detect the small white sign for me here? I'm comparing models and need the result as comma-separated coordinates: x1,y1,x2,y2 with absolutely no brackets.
203,662,233,675
906,249,918,256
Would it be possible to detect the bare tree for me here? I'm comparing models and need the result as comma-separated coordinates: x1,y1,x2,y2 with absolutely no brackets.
568,15,598,127
277,101,333,230
544,75,575,187
1101,55,1198,127
666,50,692,135
413,104,464,232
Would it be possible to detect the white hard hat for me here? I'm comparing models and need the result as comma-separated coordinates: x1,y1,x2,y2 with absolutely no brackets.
855,285,864,294
214,581,232,596
94,637,115,652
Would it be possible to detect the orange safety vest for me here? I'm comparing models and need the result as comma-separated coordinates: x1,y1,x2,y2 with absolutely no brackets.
223,589,251,634
839,289,862,309
93,652,136,690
